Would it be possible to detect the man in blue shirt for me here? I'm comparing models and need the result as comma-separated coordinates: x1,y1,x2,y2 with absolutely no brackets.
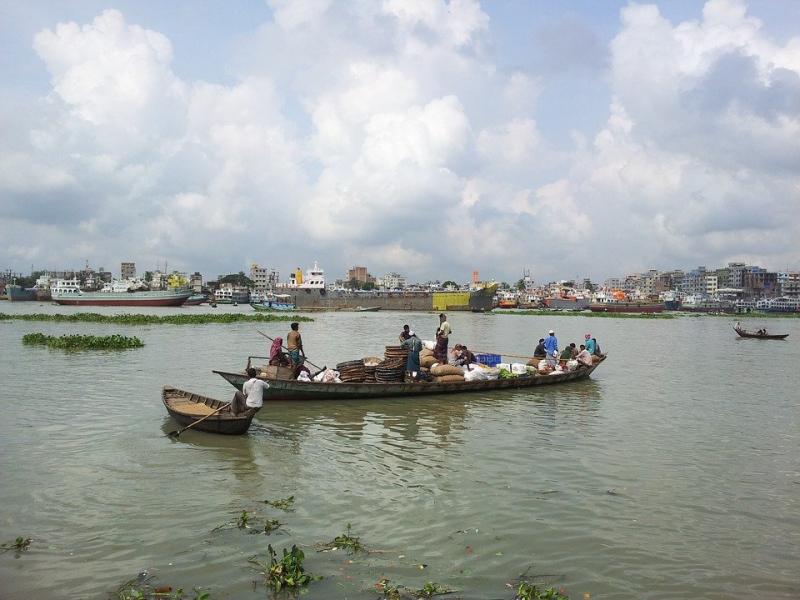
543,329,558,367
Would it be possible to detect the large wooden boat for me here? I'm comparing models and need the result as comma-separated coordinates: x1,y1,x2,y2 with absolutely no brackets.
213,357,605,401
162,386,256,434
733,327,788,340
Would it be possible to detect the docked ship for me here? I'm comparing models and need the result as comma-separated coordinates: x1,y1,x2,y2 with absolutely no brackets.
588,301,665,314
277,263,497,312
51,278,191,306
589,291,664,313
6,284,38,301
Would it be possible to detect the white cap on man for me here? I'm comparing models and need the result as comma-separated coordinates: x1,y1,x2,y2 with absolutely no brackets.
548,329,554,334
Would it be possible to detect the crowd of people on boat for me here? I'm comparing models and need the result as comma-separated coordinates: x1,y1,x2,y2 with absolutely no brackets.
531,329,602,370
252,317,604,390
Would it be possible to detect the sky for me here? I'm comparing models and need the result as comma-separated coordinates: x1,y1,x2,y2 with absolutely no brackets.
1,0,799,284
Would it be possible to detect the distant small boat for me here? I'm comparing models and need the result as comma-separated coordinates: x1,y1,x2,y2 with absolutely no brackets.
734,326,788,340
251,294,295,312
162,386,256,435
354,306,381,312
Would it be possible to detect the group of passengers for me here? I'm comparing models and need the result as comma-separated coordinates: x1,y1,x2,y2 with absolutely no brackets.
531,329,601,370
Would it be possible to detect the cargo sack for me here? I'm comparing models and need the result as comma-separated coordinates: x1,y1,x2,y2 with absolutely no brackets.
420,348,434,358
420,355,438,368
433,374,465,383
430,364,464,377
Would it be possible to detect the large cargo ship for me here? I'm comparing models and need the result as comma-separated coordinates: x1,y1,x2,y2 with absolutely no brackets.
6,284,37,301
52,278,191,307
277,263,497,312
589,301,664,314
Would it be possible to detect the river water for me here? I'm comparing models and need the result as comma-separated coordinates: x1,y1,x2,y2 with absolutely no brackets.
0,303,798,599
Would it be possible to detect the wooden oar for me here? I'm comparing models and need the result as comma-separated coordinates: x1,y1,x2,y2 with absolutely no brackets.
256,330,324,371
167,403,231,438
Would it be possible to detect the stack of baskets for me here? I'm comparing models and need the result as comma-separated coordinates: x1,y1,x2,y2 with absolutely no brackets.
362,356,381,383
384,345,409,363
375,359,406,383
336,359,366,383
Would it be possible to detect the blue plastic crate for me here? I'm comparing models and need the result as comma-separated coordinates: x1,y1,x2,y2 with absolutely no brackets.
475,353,501,367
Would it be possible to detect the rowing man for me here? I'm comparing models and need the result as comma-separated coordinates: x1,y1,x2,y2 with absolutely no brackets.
231,368,268,415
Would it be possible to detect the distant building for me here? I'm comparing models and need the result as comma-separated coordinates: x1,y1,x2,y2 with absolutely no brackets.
190,272,203,293
705,275,718,296
121,262,136,280
382,272,406,289
347,266,374,286
778,272,799,297
250,263,280,295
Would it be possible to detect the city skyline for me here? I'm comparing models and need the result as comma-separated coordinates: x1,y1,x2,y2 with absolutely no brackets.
1,1,799,281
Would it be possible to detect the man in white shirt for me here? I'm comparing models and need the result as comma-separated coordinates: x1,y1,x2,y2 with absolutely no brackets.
231,368,269,415
576,344,593,367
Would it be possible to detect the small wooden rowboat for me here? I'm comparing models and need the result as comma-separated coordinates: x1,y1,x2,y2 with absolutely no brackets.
213,357,606,401
162,386,256,435
734,327,789,340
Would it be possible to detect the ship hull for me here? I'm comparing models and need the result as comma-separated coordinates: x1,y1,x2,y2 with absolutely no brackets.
53,291,191,306
544,298,591,310
589,302,664,313
285,285,496,312
7,285,37,301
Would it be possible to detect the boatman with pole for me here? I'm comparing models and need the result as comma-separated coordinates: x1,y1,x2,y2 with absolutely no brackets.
286,322,305,376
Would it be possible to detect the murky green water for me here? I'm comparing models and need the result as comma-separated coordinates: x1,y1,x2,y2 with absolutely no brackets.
1,304,798,599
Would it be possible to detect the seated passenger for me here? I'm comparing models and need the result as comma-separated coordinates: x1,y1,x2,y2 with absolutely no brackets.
268,337,290,366
576,344,593,367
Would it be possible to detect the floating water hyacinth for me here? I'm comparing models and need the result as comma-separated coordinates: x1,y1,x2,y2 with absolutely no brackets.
22,333,144,350
1,312,312,325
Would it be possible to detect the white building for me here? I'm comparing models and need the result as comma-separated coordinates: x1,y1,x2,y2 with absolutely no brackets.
381,272,407,290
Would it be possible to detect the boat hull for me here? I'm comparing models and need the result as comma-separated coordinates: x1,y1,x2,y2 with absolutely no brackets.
213,358,604,401
6,285,37,301
183,295,208,306
53,291,191,306
734,327,788,340
544,298,591,310
162,386,255,435
282,284,497,312
251,302,295,312
589,303,664,313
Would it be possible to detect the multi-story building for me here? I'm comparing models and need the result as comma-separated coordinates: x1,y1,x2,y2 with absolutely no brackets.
250,264,280,295
121,262,136,280
378,272,406,290
705,275,718,296
778,272,800,297
347,266,374,286
681,266,708,295
190,272,203,293
743,268,778,298
727,262,747,289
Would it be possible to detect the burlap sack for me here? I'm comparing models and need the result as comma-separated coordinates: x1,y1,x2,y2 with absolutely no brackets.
420,355,438,368
433,374,465,383
430,364,464,377
420,348,434,358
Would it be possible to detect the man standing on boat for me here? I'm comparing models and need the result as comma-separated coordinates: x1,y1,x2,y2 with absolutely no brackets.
401,330,423,378
230,367,268,415
434,313,451,363
543,329,558,367
286,322,305,375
